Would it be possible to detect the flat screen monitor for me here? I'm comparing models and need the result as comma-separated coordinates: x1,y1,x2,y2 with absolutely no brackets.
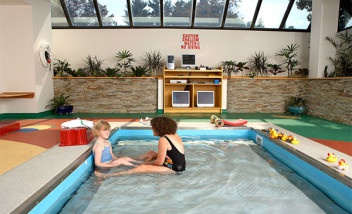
197,91,214,107
172,91,190,107
181,54,196,68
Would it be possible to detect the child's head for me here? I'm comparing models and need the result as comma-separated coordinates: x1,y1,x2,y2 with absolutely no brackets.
93,120,111,137
150,116,177,136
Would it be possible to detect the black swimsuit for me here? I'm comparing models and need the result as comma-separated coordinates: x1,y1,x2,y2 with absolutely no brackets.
163,136,186,172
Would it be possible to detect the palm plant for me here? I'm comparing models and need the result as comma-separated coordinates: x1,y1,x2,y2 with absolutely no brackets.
102,67,121,77
222,60,237,77
53,59,73,77
116,50,135,76
131,65,150,77
142,50,164,76
276,44,300,77
326,31,352,77
45,94,71,113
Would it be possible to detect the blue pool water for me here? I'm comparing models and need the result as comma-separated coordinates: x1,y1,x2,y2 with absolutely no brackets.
30,128,352,214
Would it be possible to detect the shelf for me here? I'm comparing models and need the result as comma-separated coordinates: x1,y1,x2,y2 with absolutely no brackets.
163,66,223,113
165,82,221,85
165,76,221,78
164,107,222,113
0,92,35,98
165,69,222,72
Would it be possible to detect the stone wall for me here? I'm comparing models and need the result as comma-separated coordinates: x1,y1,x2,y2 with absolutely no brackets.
53,77,158,113
304,78,352,125
226,77,352,125
226,78,307,113
53,77,352,125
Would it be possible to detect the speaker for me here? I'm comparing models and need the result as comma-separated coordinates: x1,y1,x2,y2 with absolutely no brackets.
167,55,175,69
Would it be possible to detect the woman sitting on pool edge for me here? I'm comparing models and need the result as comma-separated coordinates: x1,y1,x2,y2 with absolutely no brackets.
95,116,186,177
93,119,140,169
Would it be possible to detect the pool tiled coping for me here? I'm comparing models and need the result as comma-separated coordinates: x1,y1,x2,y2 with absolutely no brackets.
0,121,351,213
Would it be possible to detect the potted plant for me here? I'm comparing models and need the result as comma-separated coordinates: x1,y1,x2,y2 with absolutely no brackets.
141,50,164,76
53,59,73,77
325,31,352,77
45,93,73,114
286,96,307,115
249,51,270,76
276,44,300,77
267,64,285,76
235,61,249,76
295,68,309,77
102,67,121,77
116,50,135,76
222,60,237,77
83,55,105,77
131,65,150,77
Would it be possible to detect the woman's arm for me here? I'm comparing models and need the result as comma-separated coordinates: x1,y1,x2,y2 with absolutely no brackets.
151,138,168,166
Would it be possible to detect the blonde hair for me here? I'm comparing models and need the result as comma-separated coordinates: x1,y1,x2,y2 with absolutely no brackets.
93,120,111,137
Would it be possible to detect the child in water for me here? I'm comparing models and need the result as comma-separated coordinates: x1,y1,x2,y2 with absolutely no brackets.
92,119,140,168
95,116,186,177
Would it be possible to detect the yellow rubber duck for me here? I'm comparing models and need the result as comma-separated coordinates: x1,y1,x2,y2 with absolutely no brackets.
338,159,349,170
210,115,218,123
326,152,338,163
281,133,288,141
270,129,278,139
277,132,283,139
291,137,299,145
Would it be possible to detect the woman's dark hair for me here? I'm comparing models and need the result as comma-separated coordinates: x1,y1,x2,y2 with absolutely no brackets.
150,116,177,136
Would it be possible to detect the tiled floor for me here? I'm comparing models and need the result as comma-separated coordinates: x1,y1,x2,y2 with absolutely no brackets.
0,113,351,213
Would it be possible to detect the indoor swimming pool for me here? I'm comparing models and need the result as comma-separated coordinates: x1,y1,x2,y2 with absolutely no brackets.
29,128,352,214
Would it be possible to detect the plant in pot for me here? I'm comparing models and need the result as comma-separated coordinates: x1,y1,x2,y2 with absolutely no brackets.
102,67,121,77
222,60,237,77
325,31,352,77
45,94,73,114
267,64,285,76
131,65,150,77
235,61,249,76
83,55,105,77
295,68,309,77
53,59,73,77
116,50,135,76
286,96,307,115
249,51,270,76
276,44,300,77
141,50,164,76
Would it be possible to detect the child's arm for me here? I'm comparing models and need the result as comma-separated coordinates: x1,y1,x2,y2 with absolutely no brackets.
109,146,118,160
93,144,106,167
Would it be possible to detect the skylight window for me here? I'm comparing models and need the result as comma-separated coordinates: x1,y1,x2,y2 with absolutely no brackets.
254,0,289,29
64,0,99,27
51,0,68,27
131,0,161,26
224,0,258,28
284,0,312,30
50,0,351,32
163,0,193,27
194,0,226,28
97,0,129,26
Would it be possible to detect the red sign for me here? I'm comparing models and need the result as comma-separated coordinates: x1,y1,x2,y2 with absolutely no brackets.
181,34,200,49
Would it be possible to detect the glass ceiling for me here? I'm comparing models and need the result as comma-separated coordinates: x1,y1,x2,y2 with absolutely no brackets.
51,0,351,32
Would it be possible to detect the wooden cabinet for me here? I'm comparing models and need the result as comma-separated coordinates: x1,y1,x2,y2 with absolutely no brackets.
163,67,223,113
